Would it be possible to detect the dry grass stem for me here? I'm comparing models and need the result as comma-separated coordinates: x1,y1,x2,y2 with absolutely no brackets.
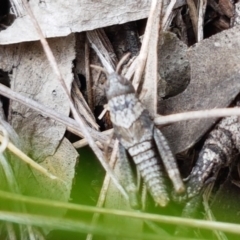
203,179,228,240
22,0,128,200
154,107,240,125
186,0,198,39
86,140,119,240
0,83,109,144
73,129,113,149
72,81,99,130
116,53,131,74
0,125,9,153
87,30,117,73
140,0,163,116
1,190,240,235
98,105,109,120
85,40,94,110
197,0,207,41
132,0,162,90
162,0,176,30
0,135,57,180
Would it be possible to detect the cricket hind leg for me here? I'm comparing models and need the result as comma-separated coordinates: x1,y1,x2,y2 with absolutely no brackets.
153,127,185,194
118,143,141,209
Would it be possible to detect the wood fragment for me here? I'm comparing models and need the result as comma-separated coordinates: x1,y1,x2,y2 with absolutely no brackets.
186,0,198,39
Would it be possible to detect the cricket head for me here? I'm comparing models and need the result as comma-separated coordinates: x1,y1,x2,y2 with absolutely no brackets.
105,72,135,100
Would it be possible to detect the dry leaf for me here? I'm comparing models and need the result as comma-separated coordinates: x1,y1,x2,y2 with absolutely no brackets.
1,0,151,44
6,35,75,162
160,25,240,153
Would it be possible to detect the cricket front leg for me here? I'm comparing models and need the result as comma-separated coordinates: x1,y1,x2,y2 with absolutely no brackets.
118,143,141,209
153,127,185,194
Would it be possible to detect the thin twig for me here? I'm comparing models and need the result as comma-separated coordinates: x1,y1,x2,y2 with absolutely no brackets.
0,135,57,180
162,0,176,30
85,40,94,110
186,0,198,40
132,0,161,90
140,0,163,116
197,0,207,42
73,129,113,149
154,107,240,125
86,140,119,240
21,0,128,199
0,83,110,145
75,107,240,148
116,53,131,74
203,178,228,240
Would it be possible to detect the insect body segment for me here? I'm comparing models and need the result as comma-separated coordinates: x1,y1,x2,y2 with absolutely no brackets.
106,72,185,208
185,115,240,199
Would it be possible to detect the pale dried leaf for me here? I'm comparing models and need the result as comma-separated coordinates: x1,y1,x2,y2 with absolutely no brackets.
6,35,75,162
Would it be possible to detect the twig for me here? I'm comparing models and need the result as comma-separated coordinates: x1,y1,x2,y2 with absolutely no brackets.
85,40,94,111
0,83,110,145
203,180,228,240
154,107,240,125
86,140,119,240
186,0,198,40
73,129,113,149
162,0,176,30
132,0,161,90
140,0,163,116
21,0,128,200
75,107,240,148
0,135,57,180
197,0,207,42
72,80,99,130
87,29,117,73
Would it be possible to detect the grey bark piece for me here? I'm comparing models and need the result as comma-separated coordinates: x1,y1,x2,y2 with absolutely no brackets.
1,0,151,44
159,25,240,154
6,35,75,162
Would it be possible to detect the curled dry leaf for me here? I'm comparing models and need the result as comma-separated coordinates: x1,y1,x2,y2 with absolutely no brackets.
160,25,240,154
1,0,151,44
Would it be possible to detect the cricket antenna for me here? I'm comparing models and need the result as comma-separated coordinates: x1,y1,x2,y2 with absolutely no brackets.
116,52,131,74
90,65,108,76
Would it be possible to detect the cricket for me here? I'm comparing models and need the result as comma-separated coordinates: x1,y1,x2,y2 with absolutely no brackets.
94,56,185,209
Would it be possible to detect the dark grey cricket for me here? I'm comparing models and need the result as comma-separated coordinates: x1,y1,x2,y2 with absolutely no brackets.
92,56,185,209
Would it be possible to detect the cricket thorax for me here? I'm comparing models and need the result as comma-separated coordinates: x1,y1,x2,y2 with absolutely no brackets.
108,93,145,128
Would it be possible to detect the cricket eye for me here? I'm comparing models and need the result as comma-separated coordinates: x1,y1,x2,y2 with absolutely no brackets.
119,76,129,85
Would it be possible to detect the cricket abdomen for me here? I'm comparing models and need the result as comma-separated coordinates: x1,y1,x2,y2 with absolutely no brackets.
128,140,169,207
